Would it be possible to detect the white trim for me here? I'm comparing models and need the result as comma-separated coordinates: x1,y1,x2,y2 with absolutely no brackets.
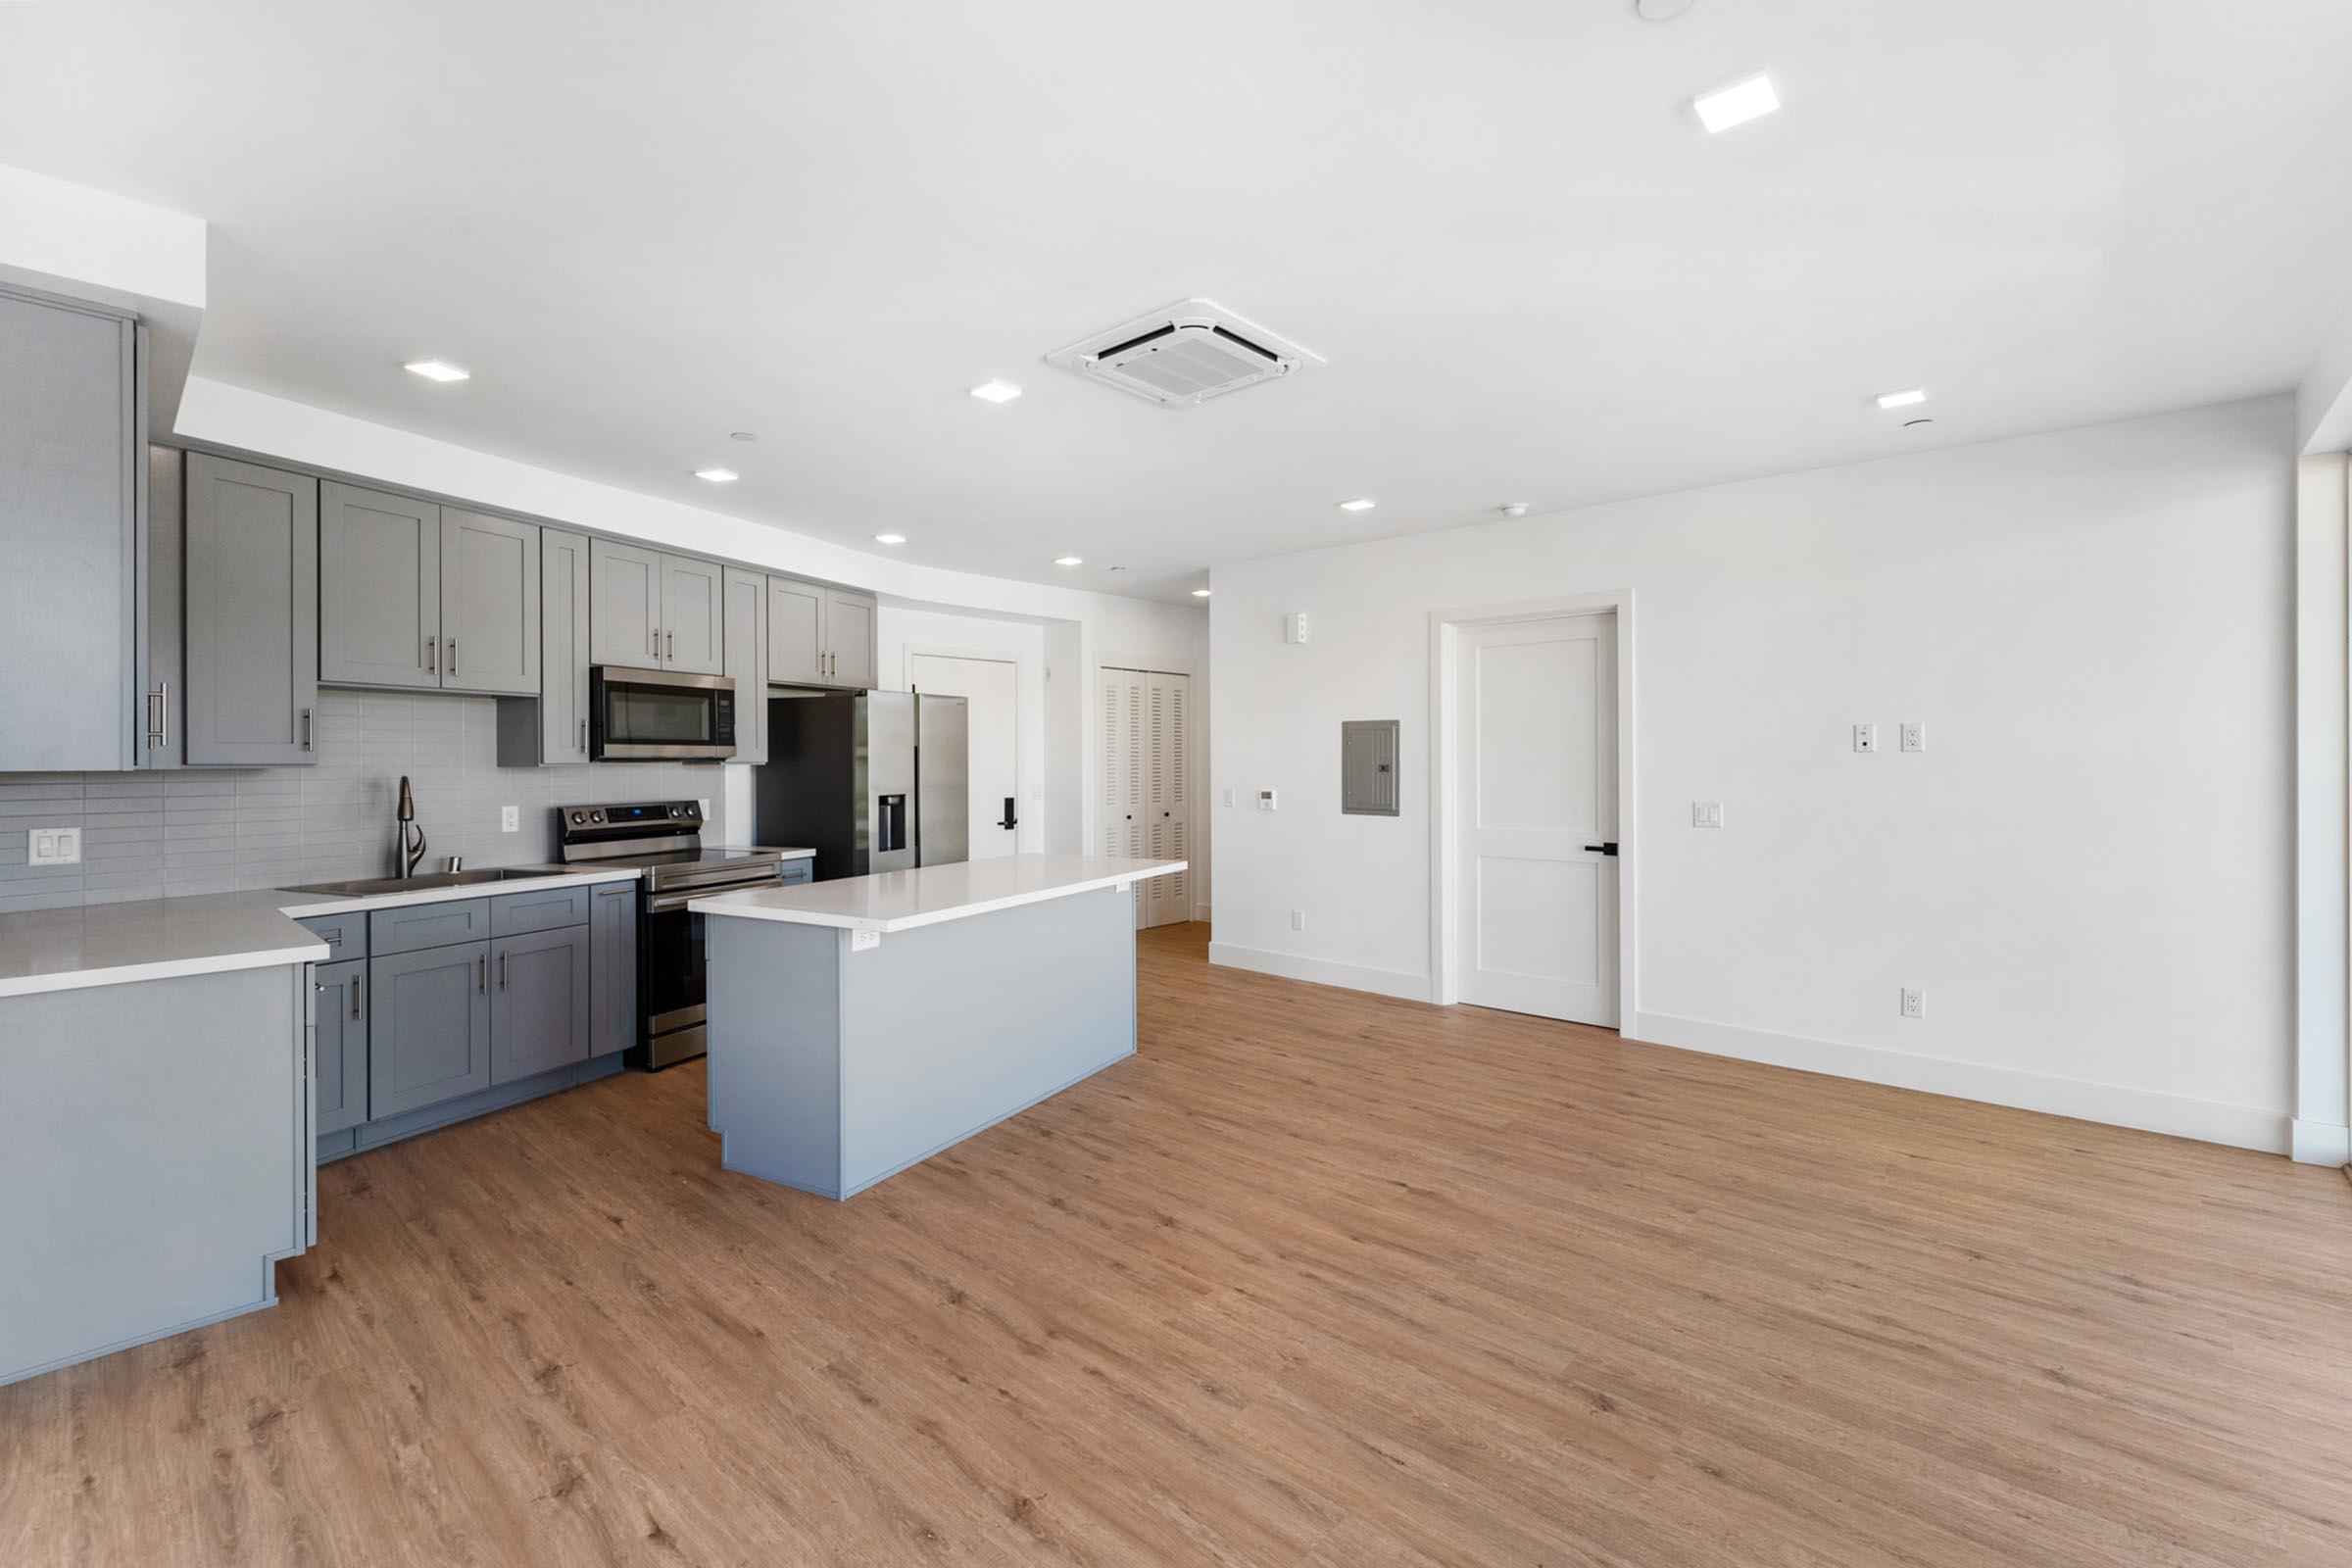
692,856,1184,934
1429,590,1638,1020
1632,1009,2291,1155
1207,941,1433,1002
2290,1118,2351,1166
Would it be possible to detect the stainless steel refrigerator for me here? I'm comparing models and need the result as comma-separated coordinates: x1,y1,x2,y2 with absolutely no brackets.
754,691,968,880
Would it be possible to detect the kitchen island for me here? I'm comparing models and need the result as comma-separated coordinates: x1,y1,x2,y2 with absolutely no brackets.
693,854,1184,1199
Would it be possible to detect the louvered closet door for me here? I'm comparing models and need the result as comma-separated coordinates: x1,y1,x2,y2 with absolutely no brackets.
1143,672,1191,927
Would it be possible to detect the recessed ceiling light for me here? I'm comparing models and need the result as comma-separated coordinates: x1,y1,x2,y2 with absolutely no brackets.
874,532,906,545
1054,556,1083,566
1693,73,1779,133
1876,387,1928,410
694,467,739,483
1636,0,1696,18
1338,497,1377,513
404,359,468,382
970,379,1023,404
1192,588,1211,598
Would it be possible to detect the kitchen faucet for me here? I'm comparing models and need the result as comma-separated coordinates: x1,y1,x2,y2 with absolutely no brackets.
395,775,428,877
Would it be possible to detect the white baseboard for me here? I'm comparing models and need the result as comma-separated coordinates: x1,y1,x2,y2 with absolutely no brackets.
2290,1118,2352,1166
1630,1010,2291,1156
1207,941,1433,1003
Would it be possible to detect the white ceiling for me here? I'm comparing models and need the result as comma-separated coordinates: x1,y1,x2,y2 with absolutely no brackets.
7,1,2352,603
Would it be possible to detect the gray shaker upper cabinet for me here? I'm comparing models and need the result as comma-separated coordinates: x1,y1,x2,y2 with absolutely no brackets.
721,566,768,765
825,589,878,690
661,554,725,675
318,481,440,690
0,285,139,771
498,526,591,766
438,508,540,696
765,576,826,686
183,454,319,766
590,538,662,667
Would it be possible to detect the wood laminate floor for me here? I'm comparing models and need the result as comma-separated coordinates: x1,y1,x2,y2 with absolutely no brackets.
6,923,2351,1566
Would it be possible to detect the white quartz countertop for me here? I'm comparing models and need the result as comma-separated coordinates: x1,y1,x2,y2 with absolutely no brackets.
0,866,644,1001
688,854,1185,935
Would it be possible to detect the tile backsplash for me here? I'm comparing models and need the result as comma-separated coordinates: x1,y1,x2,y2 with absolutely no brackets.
0,689,731,913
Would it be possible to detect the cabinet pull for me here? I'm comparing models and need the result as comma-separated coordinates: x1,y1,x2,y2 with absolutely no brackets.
579,717,588,754
427,636,436,674
301,708,314,751
498,950,508,990
353,974,364,1021
449,636,457,675
650,627,658,657
666,629,675,661
146,680,171,748
477,954,486,994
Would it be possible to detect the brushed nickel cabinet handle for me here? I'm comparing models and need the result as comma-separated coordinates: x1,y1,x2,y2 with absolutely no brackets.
477,954,486,994
427,636,436,674
579,717,587,754
666,630,675,661
301,708,314,751
156,680,169,748
353,974,364,1021
449,636,457,675
499,950,508,991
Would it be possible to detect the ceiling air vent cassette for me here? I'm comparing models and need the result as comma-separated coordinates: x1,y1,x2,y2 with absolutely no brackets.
1046,299,1324,408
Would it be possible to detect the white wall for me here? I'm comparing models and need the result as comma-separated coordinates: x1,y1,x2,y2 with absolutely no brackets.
2295,452,2350,1164
1210,399,2298,1152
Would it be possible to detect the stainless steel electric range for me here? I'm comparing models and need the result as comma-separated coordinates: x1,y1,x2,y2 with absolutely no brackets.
554,799,789,1069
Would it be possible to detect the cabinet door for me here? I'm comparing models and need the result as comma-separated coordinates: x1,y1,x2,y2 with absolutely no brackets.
589,881,638,1058
825,589,877,689
368,942,493,1118
722,566,767,765
143,446,184,769
499,526,590,765
313,957,369,1136
660,554,725,674
765,576,826,686
590,538,662,667
0,287,136,772
439,509,540,695
319,482,439,689
184,455,319,765
492,925,591,1085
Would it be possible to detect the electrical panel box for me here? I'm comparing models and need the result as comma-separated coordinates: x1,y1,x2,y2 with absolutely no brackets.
1340,720,1400,816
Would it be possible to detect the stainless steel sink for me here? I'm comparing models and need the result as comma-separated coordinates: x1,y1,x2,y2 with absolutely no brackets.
281,867,564,897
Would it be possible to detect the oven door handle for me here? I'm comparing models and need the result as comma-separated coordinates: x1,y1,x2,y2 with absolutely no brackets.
645,879,781,914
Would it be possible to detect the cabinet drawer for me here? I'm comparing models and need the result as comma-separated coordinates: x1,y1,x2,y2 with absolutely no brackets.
296,910,368,959
491,882,592,936
370,898,493,956
777,858,812,886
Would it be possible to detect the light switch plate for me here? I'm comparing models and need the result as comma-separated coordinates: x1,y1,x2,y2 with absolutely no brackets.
500,805,518,833
1691,801,1724,828
1222,788,1235,807
28,826,81,866
1257,789,1278,811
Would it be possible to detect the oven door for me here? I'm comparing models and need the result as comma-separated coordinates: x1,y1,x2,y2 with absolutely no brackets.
591,665,737,761
636,874,781,1068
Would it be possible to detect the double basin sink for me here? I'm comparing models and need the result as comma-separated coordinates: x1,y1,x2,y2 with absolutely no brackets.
283,866,569,898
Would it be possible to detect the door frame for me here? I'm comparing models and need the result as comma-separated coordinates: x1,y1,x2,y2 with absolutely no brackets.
1094,651,1204,923
1429,591,1637,1018
903,642,1031,854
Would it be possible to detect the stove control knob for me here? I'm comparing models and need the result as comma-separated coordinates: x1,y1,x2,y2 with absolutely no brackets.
568,811,585,824
671,805,685,817
589,809,605,823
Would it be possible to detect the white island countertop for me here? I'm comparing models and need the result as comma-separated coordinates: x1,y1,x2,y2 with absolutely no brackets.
690,854,1185,936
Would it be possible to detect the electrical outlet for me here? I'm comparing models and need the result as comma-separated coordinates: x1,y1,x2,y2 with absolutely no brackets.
500,805,519,833
698,797,711,819
1900,721,1926,754
1291,909,1305,932
1691,801,1724,828
28,827,81,866
1853,722,1878,754
1900,988,1925,1020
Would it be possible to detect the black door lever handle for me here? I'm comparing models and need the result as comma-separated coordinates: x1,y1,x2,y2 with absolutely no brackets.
998,795,1018,831
1584,842,1619,857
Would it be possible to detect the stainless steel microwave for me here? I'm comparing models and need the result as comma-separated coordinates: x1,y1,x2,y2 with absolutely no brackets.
589,666,736,761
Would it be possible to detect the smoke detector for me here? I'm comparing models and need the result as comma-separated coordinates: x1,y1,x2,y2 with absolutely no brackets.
1047,299,1323,408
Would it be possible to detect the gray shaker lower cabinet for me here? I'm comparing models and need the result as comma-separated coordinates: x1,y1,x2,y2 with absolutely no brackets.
590,880,638,1057
1,964,311,1388
313,956,370,1136
368,941,494,1118
492,925,590,1084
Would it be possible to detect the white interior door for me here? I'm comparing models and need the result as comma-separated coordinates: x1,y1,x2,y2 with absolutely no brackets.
1453,612,1618,1025
907,652,1020,858
1143,671,1191,926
